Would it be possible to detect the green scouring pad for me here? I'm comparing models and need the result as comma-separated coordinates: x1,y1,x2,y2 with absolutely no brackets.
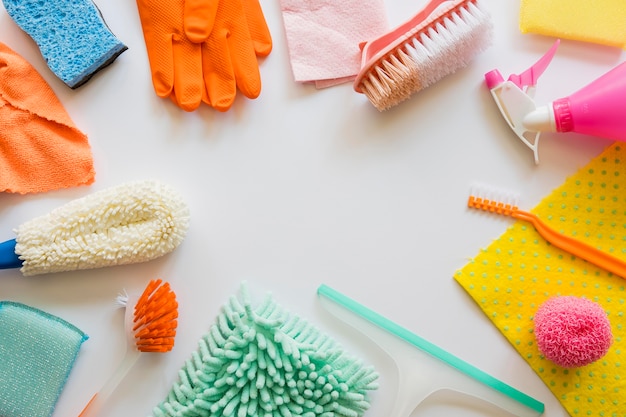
151,283,379,417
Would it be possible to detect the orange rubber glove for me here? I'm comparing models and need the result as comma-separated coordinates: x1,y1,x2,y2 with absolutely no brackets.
136,0,205,111
244,0,273,57
193,0,272,111
183,0,218,44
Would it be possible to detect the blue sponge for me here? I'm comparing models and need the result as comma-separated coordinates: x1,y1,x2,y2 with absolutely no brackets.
2,0,127,88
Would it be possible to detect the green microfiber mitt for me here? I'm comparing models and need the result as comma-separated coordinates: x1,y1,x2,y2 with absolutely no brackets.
2,0,127,88
0,301,88,417
151,283,379,417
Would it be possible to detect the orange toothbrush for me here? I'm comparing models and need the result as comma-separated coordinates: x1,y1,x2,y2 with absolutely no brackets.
468,187,626,279
79,279,178,417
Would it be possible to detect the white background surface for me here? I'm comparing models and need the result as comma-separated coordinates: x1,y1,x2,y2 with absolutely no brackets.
0,0,623,416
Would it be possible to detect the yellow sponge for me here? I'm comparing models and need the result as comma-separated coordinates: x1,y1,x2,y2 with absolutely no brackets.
519,0,626,49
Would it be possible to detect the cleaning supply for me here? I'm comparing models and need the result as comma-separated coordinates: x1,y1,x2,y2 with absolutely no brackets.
523,61,626,142
484,40,560,164
353,0,493,111
0,180,190,276
0,301,88,417
455,143,626,417
278,0,388,88
135,0,271,111
197,0,272,111
534,296,612,368
467,183,626,278
151,282,379,417
135,0,204,111
240,0,272,57
79,279,178,417
2,0,127,88
317,284,545,417
519,0,626,49
487,39,626,163
0,42,95,194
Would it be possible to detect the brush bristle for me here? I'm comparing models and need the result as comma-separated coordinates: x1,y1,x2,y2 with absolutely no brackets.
468,184,520,216
151,282,379,417
14,180,190,276
359,0,493,111
132,279,178,353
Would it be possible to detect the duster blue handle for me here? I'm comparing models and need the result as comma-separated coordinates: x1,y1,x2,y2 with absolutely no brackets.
0,239,22,269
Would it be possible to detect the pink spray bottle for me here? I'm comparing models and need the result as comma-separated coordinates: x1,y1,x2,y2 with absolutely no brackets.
524,61,626,140
485,39,626,163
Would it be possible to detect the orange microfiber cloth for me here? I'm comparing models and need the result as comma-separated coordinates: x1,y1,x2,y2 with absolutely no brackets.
0,42,95,194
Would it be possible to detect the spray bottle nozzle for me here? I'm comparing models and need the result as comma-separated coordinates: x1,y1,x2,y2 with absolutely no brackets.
485,40,561,164
508,40,560,92
484,69,504,90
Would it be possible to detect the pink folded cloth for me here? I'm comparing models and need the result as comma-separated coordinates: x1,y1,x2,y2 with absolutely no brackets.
279,0,388,88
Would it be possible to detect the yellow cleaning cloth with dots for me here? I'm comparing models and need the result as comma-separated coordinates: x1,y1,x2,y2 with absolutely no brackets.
455,143,626,417
519,0,626,49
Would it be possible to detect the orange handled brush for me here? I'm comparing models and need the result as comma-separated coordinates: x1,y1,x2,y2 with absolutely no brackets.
468,187,626,279
79,279,178,417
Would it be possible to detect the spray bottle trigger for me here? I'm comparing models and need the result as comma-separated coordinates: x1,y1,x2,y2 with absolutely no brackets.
488,78,542,164
484,40,561,164
507,39,560,95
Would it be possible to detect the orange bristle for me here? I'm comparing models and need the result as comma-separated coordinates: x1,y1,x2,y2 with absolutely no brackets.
468,195,518,216
132,279,178,353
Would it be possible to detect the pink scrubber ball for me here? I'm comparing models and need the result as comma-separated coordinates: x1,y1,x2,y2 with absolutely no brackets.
534,296,612,368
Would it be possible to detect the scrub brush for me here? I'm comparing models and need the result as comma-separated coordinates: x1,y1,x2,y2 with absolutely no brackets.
150,282,379,417
468,183,626,278
0,180,190,276
79,279,178,417
354,0,493,111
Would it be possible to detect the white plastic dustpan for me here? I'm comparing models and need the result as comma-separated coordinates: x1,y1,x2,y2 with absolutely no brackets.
317,284,545,417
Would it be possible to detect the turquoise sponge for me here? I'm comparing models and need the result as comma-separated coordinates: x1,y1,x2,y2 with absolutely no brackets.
0,301,87,417
152,283,379,417
2,0,127,88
